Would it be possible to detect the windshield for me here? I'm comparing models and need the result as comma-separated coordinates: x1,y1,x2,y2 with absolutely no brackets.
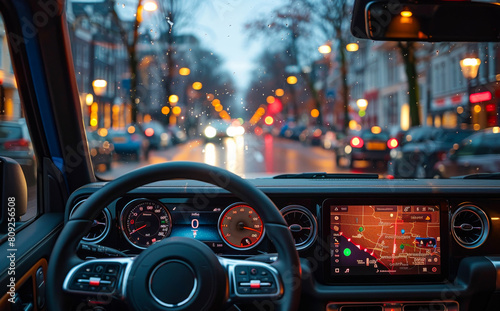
67,0,500,179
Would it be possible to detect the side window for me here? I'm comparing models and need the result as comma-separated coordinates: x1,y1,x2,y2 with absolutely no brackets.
0,16,37,224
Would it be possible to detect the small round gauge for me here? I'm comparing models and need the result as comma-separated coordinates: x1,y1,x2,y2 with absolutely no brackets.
218,203,264,250
281,205,317,250
120,199,172,249
70,200,111,244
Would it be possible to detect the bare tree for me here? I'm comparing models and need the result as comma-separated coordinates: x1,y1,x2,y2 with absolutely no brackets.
245,2,327,123
299,0,352,132
110,0,200,124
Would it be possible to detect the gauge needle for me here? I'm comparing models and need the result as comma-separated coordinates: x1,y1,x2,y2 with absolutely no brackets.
130,224,147,234
243,226,261,233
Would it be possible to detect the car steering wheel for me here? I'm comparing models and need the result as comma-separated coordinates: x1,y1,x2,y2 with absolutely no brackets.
47,162,301,311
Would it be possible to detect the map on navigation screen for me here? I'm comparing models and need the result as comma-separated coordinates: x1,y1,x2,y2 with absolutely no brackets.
330,205,441,276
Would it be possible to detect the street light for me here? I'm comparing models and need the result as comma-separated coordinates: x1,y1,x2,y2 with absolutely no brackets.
192,82,202,90
169,94,179,105
460,57,481,125
318,44,332,54
346,43,359,52
143,0,158,11
460,58,481,80
179,67,191,76
92,79,107,96
287,76,298,85
356,99,368,110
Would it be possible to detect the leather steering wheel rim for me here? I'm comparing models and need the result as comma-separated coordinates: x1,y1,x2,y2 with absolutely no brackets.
47,161,301,311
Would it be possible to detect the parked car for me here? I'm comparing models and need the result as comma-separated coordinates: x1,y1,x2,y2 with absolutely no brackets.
0,119,36,184
87,131,114,172
168,125,188,145
107,127,149,161
142,121,170,150
335,128,392,168
388,127,474,178
434,128,500,178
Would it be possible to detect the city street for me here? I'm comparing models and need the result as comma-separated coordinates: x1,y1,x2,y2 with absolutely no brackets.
99,134,387,180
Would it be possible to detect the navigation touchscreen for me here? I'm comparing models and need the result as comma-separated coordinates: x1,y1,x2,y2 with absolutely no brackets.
329,205,441,277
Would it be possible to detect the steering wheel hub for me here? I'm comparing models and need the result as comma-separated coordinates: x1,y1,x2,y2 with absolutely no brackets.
126,237,226,311
149,260,197,307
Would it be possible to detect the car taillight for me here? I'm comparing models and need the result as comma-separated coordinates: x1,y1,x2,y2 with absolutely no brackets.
4,138,30,150
350,136,364,148
387,138,399,149
437,151,447,161
145,128,154,137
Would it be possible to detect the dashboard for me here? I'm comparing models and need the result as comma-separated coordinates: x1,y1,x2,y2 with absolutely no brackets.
66,178,500,310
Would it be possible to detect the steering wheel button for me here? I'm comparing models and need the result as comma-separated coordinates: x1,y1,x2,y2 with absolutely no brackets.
105,265,119,275
94,265,105,274
250,268,258,275
83,266,93,273
89,277,101,287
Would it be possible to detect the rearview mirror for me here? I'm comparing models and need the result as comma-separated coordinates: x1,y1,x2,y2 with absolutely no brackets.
357,0,500,42
0,157,27,232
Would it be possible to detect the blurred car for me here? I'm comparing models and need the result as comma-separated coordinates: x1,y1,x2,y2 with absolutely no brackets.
142,121,170,150
0,118,36,184
87,131,114,172
388,127,473,178
335,128,392,168
321,129,346,150
203,120,230,142
434,128,500,178
107,127,149,161
168,125,188,145
280,122,306,140
299,126,328,146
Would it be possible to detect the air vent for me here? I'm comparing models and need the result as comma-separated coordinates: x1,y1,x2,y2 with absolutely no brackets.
281,205,317,250
452,205,489,249
70,200,111,244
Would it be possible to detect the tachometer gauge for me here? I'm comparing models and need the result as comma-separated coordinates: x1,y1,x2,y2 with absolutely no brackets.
218,203,264,250
120,199,172,249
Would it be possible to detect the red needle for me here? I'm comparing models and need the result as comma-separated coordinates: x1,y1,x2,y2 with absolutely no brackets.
243,226,261,233
130,224,147,234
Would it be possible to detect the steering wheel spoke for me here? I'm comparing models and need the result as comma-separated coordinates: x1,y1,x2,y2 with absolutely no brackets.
62,257,133,300
219,257,282,304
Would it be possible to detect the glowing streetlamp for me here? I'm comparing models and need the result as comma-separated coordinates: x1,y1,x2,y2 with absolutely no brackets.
287,76,298,85
346,43,359,52
169,94,179,105
92,79,107,96
460,58,481,80
192,82,202,90
143,0,158,11
356,99,368,110
179,67,191,76
460,57,481,125
318,44,332,54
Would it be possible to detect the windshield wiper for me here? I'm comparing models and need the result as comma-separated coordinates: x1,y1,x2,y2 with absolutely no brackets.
458,173,500,179
272,172,379,179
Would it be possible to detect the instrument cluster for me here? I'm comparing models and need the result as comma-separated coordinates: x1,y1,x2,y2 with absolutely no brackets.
71,197,319,255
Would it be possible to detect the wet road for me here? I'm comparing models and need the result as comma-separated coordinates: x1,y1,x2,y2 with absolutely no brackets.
99,134,386,179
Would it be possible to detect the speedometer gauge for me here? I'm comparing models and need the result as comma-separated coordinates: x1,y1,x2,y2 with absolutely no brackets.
218,203,264,250
120,199,172,249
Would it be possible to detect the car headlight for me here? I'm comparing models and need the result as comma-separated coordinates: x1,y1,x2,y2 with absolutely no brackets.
204,126,217,138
